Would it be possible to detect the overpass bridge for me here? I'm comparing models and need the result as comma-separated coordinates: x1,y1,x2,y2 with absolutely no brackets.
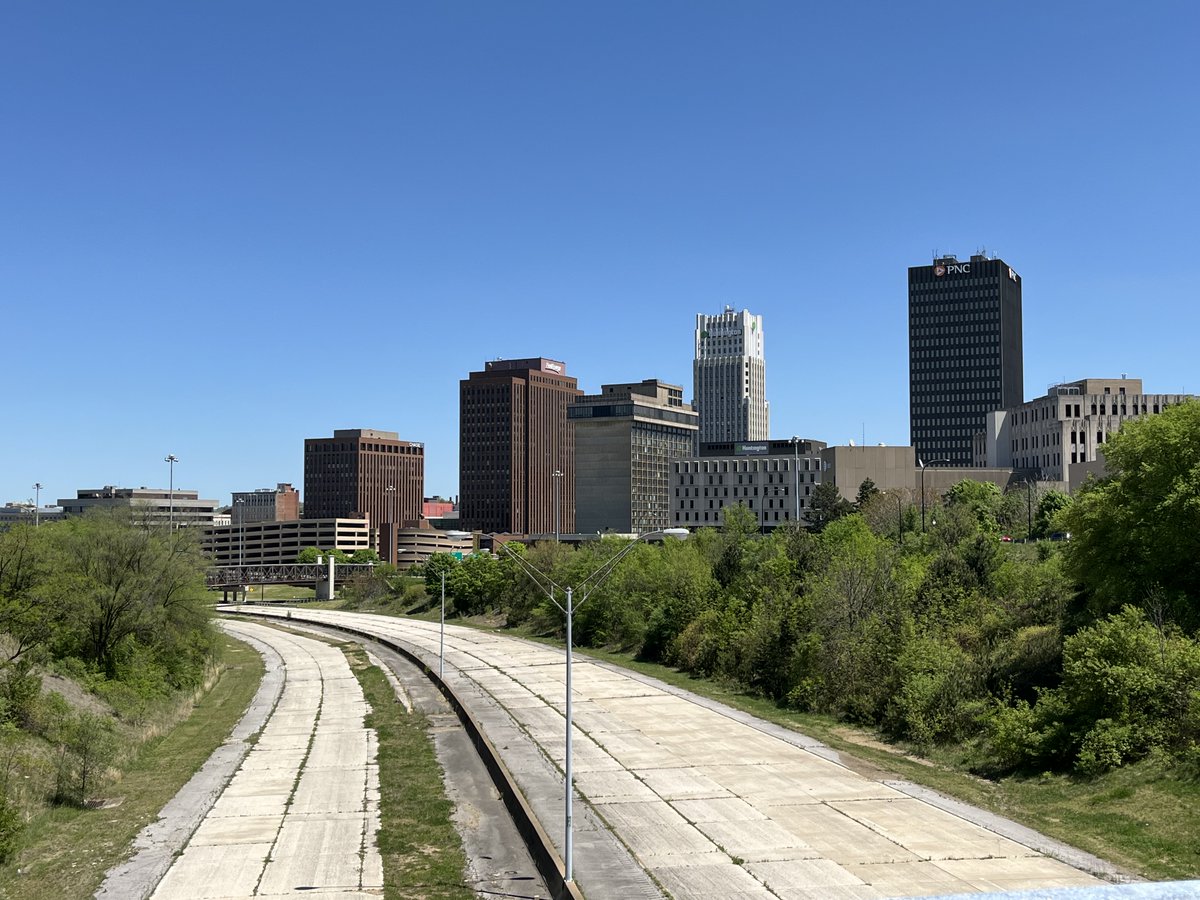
206,561,377,600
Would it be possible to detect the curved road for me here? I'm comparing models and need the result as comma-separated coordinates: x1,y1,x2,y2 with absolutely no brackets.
106,619,384,899
222,606,1118,900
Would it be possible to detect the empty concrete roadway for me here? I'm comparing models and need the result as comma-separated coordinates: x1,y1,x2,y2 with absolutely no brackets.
223,606,1120,900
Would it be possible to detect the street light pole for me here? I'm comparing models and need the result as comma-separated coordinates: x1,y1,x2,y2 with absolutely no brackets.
1025,479,1034,539
164,455,178,531
32,483,43,528
439,571,446,678
919,457,951,532
500,527,688,884
790,437,802,522
385,485,397,564
551,470,563,542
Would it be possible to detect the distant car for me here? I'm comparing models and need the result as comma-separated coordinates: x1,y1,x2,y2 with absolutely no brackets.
1049,531,1072,541
999,535,1013,542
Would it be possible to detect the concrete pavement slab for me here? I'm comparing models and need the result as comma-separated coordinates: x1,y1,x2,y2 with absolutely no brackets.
593,799,693,830
766,802,922,866
672,796,769,824
846,859,973,896
746,857,876,894
694,817,819,863
289,767,369,814
652,860,772,899
187,814,282,846
617,821,726,858
933,856,1101,891
639,766,732,800
573,768,661,803
150,842,274,898
831,797,1040,861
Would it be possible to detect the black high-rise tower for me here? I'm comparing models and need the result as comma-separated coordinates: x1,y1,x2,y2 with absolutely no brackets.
909,254,1023,466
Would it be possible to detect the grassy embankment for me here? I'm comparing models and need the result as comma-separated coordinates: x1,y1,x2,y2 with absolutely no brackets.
1,634,265,899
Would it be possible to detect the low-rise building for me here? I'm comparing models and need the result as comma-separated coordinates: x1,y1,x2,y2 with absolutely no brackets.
0,502,65,528
59,486,219,528
820,444,1018,500
203,518,372,566
392,528,475,568
672,439,826,528
972,377,1194,486
232,483,300,524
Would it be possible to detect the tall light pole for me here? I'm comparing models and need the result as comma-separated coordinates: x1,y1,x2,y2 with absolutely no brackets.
385,485,397,564
235,498,245,567
551,470,563,542
918,457,951,532
1023,479,1035,540
32,483,43,528
789,436,802,522
501,528,689,884
164,454,179,530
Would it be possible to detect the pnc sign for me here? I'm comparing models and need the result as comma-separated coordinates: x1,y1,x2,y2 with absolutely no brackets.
933,263,971,277
543,361,563,374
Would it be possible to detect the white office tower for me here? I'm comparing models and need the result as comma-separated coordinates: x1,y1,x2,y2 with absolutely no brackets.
693,307,769,445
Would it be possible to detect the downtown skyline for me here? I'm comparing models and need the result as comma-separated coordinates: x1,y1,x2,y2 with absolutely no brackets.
3,3,1198,505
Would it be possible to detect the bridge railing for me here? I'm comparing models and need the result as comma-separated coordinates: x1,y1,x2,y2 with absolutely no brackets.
206,563,377,589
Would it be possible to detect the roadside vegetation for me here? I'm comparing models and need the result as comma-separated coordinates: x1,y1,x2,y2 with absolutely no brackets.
345,399,1200,880
342,643,473,900
0,510,226,872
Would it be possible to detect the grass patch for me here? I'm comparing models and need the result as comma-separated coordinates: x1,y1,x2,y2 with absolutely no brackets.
342,645,473,899
1,633,265,899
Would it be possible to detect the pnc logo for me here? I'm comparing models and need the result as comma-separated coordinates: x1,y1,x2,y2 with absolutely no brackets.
934,263,970,276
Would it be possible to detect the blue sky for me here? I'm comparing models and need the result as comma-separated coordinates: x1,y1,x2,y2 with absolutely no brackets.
3,2,1197,506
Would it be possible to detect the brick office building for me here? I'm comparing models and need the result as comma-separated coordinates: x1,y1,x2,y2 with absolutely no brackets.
459,358,581,535
303,429,424,562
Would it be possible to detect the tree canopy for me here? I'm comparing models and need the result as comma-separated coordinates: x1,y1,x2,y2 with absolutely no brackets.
1061,399,1200,627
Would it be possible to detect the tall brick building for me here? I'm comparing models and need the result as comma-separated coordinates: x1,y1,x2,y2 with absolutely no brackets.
459,358,580,535
303,429,424,561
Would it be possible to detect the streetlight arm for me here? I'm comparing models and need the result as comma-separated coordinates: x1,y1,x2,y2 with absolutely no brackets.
575,530,673,604
498,542,566,614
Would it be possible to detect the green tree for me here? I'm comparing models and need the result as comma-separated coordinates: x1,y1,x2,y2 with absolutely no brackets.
1035,490,1071,539
944,479,1002,534
1060,399,1200,627
807,482,853,532
855,478,880,508
350,548,380,564
49,511,212,680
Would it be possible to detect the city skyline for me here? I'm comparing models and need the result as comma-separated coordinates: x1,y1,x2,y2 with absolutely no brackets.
3,5,1198,504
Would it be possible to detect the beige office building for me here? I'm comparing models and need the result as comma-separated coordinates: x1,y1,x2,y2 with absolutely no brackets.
59,486,219,528
972,377,1194,485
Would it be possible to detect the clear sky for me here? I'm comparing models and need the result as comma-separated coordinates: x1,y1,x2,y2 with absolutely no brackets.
3,2,1197,507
